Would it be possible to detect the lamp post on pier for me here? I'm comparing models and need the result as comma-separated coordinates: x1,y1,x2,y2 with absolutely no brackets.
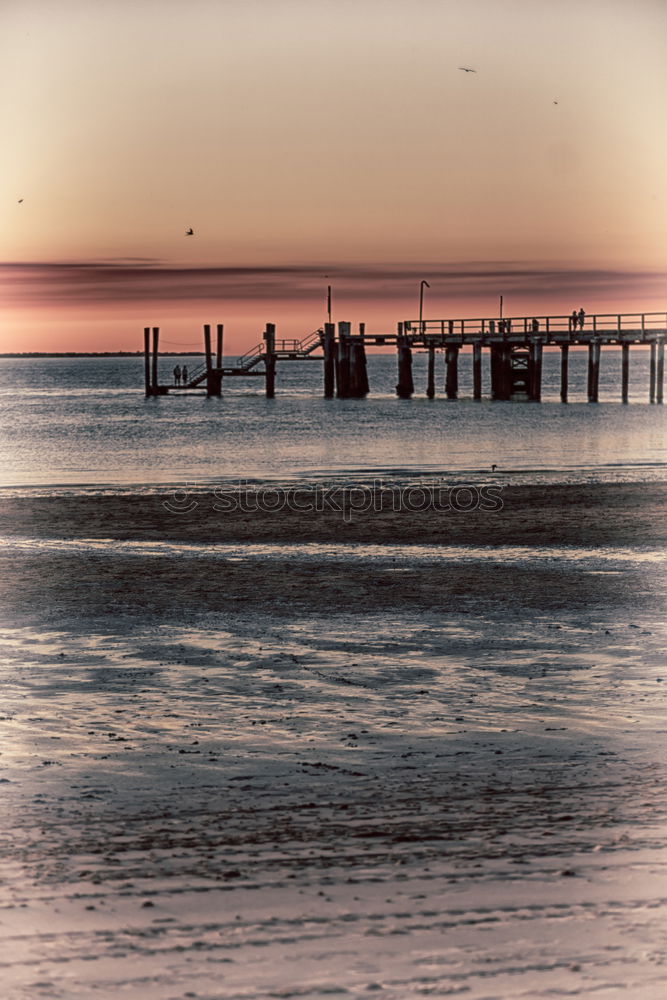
419,280,430,335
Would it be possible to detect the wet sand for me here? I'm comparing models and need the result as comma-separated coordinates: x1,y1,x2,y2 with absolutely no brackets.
0,483,665,999
1,481,666,548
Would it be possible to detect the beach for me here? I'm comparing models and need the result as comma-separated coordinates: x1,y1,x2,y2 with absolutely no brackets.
0,482,666,998
4,0,667,992
2,481,666,547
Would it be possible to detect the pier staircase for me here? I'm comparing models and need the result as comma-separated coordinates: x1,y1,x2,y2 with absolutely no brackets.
180,328,323,388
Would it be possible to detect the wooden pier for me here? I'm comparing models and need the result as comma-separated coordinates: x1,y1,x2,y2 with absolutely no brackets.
144,311,667,403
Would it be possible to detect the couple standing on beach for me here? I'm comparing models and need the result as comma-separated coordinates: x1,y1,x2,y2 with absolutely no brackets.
570,308,586,331
173,365,188,386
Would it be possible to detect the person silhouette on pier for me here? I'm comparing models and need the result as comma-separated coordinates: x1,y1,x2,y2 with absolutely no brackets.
578,308,586,330
181,365,188,386
570,310,578,332
173,364,181,386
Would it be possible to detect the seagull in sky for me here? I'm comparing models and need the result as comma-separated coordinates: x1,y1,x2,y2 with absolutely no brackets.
459,66,476,73
18,198,23,203
185,227,194,235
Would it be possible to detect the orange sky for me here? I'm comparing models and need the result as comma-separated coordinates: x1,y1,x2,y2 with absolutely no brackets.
2,0,666,352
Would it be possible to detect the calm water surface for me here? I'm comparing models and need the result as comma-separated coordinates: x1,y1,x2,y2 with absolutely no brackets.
0,353,664,492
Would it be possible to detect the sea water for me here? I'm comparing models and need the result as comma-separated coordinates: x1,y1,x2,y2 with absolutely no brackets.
0,351,665,491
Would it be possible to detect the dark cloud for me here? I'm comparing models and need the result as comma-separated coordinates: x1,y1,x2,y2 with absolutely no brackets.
1,260,665,307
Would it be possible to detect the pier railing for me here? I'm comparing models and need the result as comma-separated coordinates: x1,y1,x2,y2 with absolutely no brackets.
236,343,265,371
404,311,667,341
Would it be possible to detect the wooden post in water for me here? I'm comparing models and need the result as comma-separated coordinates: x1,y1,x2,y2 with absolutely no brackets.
649,341,657,403
503,345,513,399
264,323,276,398
657,339,665,404
151,326,160,393
144,327,152,396
357,328,370,396
426,342,436,399
204,324,215,396
216,324,224,369
203,323,211,378
490,343,499,398
528,339,543,402
490,343,511,400
323,322,337,398
472,342,482,400
211,323,224,395
348,323,369,397
336,321,351,398
349,335,360,396
395,324,414,399
621,342,630,404
445,345,459,399
587,340,601,402
560,344,569,403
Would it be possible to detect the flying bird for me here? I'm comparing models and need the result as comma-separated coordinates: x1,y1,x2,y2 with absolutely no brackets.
185,227,194,236
459,66,476,73
18,198,23,203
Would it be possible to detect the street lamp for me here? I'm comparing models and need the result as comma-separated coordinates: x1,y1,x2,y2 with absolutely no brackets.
419,280,430,335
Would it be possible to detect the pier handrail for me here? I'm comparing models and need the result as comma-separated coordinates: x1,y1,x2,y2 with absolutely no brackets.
404,311,667,341
296,328,325,353
236,343,265,371
235,328,324,367
276,339,304,352
275,330,324,354
181,362,207,387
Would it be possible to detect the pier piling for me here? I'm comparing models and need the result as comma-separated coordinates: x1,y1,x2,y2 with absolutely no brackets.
204,324,213,395
151,326,159,394
490,344,511,400
657,340,665,404
528,339,543,402
323,322,337,398
216,324,224,370
264,323,276,398
426,343,436,399
144,327,152,396
650,342,657,403
587,340,601,403
203,324,222,396
396,324,414,399
560,344,569,403
621,343,629,403
348,324,369,397
336,322,351,398
472,342,482,400
445,345,459,399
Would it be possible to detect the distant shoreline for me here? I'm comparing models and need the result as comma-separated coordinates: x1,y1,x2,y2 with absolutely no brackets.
0,345,651,358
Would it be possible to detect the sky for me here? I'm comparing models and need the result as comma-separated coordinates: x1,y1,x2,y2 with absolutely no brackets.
1,0,666,353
